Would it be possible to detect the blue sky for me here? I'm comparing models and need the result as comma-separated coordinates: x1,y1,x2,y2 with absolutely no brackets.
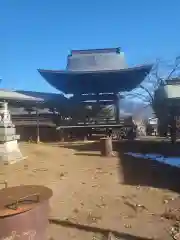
0,0,180,93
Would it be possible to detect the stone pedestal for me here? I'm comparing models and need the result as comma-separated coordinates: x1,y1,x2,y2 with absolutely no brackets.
100,137,113,157
0,140,23,164
0,102,23,164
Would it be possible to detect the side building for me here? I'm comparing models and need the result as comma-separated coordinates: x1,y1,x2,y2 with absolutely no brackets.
154,78,180,137
0,89,68,142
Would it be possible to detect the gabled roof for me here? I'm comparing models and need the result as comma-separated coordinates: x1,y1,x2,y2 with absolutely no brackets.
14,90,68,108
0,89,43,102
166,78,180,85
16,90,66,102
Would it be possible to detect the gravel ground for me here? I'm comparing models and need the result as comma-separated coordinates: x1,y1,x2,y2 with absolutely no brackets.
0,141,179,240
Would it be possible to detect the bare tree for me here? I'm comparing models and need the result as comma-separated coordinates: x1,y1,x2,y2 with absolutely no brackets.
123,56,180,109
122,57,180,140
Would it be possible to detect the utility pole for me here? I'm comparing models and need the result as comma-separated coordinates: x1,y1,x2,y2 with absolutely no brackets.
36,107,40,143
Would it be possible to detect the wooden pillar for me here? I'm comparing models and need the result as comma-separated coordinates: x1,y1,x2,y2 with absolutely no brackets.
59,129,65,142
100,137,113,157
36,108,40,143
170,107,177,144
114,94,119,123
83,135,88,141
170,116,177,144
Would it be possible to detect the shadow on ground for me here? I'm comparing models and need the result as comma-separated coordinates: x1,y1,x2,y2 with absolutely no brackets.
61,139,180,156
49,219,152,240
62,140,180,193
60,141,102,152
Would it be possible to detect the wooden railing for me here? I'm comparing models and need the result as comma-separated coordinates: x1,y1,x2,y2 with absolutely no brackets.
11,114,55,126
11,113,133,128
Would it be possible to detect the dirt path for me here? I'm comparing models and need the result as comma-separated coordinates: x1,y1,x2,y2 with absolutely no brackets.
0,142,179,239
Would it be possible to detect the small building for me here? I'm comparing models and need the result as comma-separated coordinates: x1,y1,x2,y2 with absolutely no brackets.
154,78,180,136
0,89,68,142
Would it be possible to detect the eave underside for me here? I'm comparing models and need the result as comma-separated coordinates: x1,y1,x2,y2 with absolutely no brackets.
38,65,152,94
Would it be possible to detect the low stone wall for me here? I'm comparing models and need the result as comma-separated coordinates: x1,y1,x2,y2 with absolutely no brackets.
117,140,180,193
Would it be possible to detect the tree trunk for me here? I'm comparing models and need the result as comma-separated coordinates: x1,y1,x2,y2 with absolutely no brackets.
100,137,113,157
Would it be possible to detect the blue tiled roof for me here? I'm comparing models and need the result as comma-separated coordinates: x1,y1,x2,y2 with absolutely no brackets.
38,64,152,94
38,48,152,94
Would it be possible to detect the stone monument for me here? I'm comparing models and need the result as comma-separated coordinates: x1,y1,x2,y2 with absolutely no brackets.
0,102,23,164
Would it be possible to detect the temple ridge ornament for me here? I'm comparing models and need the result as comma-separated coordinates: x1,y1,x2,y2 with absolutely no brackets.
0,102,23,164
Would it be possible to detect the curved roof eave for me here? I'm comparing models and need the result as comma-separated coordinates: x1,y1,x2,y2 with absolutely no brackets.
38,64,153,94
38,64,153,75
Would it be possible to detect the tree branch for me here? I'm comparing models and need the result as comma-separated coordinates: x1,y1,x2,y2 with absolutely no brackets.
166,56,180,81
139,85,154,103
125,92,152,104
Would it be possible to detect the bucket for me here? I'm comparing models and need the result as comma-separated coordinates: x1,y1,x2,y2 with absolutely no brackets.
0,185,53,240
